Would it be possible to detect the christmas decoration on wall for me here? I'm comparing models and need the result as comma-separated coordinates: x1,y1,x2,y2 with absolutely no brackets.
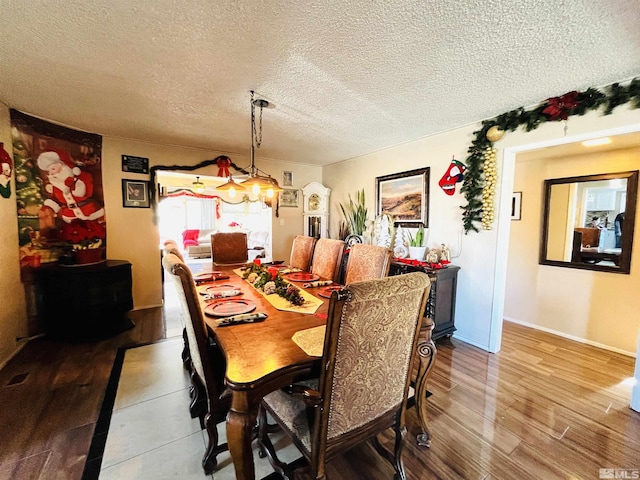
439,156,466,196
10,109,104,273
461,77,640,233
0,142,13,198
216,155,232,177
480,147,497,230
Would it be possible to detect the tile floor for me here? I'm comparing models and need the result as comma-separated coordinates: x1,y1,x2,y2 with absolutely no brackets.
99,339,301,479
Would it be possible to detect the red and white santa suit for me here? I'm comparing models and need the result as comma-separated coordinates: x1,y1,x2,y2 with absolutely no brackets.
37,150,105,223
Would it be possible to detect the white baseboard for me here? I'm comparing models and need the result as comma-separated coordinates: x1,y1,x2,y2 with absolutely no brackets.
503,316,636,358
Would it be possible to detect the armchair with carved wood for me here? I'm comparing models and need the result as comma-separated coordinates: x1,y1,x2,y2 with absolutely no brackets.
258,272,431,480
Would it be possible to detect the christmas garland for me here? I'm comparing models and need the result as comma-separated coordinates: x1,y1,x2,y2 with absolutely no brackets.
461,77,640,233
242,261,305,306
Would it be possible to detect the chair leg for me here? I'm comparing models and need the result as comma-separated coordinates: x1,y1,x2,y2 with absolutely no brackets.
371,412,407,480
257,405,296,480
202,412,229,475
181,328,191,372
189,371,207,428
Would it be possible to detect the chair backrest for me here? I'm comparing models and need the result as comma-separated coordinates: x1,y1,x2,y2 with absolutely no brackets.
316,272,431,461
163,239,184,261
310,238,345,283
211,232,248,265
344,243,392,284
289,235,317,271
574,227,601,248
161,253,227,414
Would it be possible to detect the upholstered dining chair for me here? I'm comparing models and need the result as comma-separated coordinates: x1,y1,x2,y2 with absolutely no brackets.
289,235,317,271
211,232,248,265
344,243,392,284
163,239,184,261
162,252,230,475
258,272,431,480
310,238,346,283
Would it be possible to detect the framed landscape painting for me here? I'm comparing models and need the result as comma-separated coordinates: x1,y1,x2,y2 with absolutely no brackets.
375,167,429,227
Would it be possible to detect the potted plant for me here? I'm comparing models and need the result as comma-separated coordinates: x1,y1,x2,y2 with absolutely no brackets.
339,189,368,241
408,224,427,260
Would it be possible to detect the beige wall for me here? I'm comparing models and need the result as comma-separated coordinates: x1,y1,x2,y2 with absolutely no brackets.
0,106,28,368
324,104,640,355
505,147,640,354
0,104,321,365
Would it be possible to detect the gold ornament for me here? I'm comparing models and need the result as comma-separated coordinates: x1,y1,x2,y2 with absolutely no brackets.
486,126,505,142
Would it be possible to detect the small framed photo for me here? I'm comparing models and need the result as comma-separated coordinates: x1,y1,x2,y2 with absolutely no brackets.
282,170,293,187
511,192,522,220
122,179,151,208
279,188,299,208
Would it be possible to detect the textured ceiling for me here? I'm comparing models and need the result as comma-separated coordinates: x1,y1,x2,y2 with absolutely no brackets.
1,0,640,166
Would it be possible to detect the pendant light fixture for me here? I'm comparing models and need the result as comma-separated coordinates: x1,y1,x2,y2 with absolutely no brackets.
214,174,245,198
217,91,283,199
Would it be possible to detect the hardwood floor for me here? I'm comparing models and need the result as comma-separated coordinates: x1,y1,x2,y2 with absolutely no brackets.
0,311,637,480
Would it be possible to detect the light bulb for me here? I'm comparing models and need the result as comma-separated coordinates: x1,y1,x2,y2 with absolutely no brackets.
252,183,260,195
229,187,236,198
266,188,274,198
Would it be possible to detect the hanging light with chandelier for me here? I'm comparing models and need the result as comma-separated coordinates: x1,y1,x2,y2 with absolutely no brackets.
216,90,283,199
191,176,205,193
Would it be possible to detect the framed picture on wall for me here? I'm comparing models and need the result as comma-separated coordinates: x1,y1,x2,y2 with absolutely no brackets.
375,167,430,227
279,188,299,208
122,179,150,208
511,192,522,220
282,170,293,186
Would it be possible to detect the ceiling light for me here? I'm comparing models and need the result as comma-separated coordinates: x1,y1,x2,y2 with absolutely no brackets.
192,176,205,193
215,174,246,198
582,137,612,147
227,91,283,197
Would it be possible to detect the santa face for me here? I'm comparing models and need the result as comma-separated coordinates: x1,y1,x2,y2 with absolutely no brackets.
439,160,466,196
47,162,74,190
1,162,10,176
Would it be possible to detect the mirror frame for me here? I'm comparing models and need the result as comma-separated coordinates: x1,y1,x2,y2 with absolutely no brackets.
539,170,638,274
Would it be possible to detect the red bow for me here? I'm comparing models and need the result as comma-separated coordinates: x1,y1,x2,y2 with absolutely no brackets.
542,91,579,121
216,156,231,177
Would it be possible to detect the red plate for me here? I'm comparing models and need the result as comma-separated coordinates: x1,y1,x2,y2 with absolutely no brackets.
193,271,230,283
287,272,320,282
318,285,344,299
199,284,240,296
204,299,256,317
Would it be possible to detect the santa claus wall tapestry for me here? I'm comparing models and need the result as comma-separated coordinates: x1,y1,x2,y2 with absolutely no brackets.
10,109,105,277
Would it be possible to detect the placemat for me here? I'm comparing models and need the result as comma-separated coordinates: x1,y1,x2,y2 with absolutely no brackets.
292,325,326,357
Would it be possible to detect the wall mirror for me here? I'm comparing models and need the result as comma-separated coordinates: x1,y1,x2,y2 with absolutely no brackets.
540,170,638,273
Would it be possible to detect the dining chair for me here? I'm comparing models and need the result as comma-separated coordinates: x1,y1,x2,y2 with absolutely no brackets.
211,231,248,265
258,272,431,480
310,238,346,283
289,235,317,271
344,243,392,284
162,252,230,475
163,239,184,261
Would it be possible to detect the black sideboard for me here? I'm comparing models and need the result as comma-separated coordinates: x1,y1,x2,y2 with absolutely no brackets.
37,259,135,342
389,262,460,340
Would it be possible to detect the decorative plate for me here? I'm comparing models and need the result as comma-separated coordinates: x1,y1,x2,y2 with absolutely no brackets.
199,284,239,296
345,234,364,248
204,299,256,317
287,272,320,282
318,285,344,299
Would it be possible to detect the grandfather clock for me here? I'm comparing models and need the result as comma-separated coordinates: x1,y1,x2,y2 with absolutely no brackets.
302,182,331,239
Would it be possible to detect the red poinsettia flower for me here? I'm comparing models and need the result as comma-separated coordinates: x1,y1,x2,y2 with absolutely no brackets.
59,220,106,246
542,91,579,121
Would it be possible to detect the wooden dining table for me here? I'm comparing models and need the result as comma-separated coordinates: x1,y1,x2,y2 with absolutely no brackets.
199,264,436,480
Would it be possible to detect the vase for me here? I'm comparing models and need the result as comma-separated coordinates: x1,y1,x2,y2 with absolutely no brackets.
408,246,427,260
72,247,106,265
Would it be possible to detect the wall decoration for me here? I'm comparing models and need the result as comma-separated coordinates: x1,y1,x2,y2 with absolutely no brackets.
279,188,299,207
122,179,151,208
461,77,640,233
511,192,522,221
282,171,293,186
439,157,465,196
10,109,104,275
121,154,149,174
0,142,13,198
376,167,429,227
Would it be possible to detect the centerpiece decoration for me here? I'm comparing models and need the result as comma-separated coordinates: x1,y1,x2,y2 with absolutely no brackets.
242,261,305,306
58,219,106,264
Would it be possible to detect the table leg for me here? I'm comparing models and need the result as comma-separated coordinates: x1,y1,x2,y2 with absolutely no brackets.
227,393,259,480
413,322,437,447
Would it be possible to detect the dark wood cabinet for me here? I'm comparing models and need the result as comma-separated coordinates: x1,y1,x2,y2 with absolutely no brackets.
389,262,460,340
37,259,135,342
